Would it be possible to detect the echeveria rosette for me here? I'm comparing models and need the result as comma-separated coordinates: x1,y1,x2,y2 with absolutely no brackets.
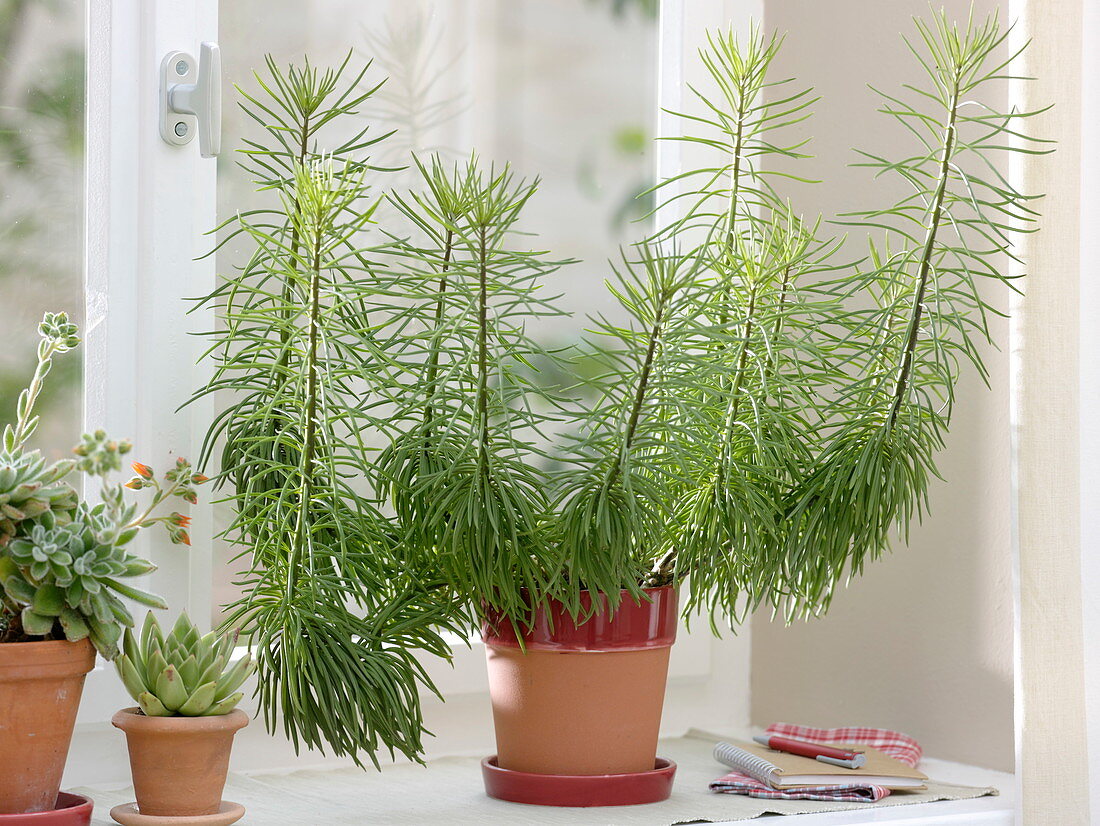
37,312,80,351
0,449,79,547
115,612,255,716
0,506,166,657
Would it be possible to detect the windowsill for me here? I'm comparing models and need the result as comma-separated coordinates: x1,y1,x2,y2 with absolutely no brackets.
74,730,1014,826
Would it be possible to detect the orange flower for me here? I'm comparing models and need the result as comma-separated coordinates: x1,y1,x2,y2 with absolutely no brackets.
124,478,144,490
131,462,154,479
178,530,191,546
191,473,209,484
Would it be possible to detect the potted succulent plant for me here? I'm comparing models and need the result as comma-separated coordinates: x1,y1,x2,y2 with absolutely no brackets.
110,612,254,826
0,313,201,818
191,9,1045,807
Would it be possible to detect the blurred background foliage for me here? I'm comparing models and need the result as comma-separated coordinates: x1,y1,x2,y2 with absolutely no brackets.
590,0,658,21
0,0,84,458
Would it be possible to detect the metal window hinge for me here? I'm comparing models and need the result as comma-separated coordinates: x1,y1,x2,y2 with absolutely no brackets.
160,42,222,158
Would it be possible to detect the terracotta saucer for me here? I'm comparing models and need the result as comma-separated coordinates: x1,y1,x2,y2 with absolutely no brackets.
0,793,93,825
482,756,676,807
108,802,244,826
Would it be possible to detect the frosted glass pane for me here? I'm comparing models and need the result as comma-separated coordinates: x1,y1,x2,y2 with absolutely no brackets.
214,0,658,622
0,1,84,459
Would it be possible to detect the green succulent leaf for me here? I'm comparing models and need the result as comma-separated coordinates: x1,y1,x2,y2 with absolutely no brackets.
195,630,220,670
116,653,149,701
214,654,256,701
31,583,65,616
103,579,168,610
116,529,141,549
58,607,90,642
198,654,227,687
122,627,142,672
177,681,218,716
86,612,121,656
140,612,163,655
147,647,169,681
137,691,172,717
201,692,244,716
155,665,189,711
177,654,200,688
20,607,55,636
2,572,35,605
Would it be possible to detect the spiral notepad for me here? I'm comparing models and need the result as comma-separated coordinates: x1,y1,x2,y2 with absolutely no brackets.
713,740,927,790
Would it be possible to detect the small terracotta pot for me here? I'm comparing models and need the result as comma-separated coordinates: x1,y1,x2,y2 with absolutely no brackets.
111,708,248,817
483,586,677,777
0,639,96,814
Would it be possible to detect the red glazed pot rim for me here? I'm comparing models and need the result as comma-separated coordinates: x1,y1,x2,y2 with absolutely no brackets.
481,755,676,807
0,792,94,823
482,586,677,652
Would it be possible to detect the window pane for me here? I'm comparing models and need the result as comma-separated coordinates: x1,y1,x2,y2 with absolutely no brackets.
0,0,84,459
214,0,658,623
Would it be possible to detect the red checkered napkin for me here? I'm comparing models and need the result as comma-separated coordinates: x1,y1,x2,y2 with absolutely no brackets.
709,723,922,803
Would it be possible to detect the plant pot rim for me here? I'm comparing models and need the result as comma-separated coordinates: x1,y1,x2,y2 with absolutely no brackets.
0,638,90,647
112,707,249,734
483,585,678,652
0,637,96,671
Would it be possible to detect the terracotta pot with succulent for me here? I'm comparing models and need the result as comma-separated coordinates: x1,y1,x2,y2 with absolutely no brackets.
0,314,202,819
190,9,1046,809
109,612,254,826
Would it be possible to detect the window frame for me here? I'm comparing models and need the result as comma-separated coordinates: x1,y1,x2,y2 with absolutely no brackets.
1076,0,1100,817
78,0,218,725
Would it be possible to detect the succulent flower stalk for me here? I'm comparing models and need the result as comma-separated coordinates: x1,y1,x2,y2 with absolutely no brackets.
0,314,207,657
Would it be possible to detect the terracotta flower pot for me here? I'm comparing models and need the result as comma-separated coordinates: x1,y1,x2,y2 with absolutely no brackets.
0,639,96,814
483,586,677,777
111,708,248,817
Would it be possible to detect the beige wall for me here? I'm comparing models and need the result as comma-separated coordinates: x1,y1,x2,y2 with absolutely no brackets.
749,0,1014,771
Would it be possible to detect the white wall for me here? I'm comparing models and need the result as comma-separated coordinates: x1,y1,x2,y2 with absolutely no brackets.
748,0,1015,772
1080,1,1100,817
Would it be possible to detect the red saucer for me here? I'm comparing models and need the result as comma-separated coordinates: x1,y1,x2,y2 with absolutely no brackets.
0,793,93,825
481,756,676,807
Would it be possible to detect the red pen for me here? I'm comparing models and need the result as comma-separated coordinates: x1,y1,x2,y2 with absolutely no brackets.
753,734,867,769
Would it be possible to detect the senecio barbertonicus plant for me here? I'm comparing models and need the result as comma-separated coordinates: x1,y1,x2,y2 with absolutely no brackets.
116,612,255,717
0,313,206,658
190,11,1046,766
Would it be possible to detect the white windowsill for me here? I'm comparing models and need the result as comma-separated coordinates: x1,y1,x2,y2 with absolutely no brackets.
74,731,1013,826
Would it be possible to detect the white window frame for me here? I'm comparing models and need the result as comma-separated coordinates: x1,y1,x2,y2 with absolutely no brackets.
77,0,218,729
67,0,753,785
1078,0,1100,819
